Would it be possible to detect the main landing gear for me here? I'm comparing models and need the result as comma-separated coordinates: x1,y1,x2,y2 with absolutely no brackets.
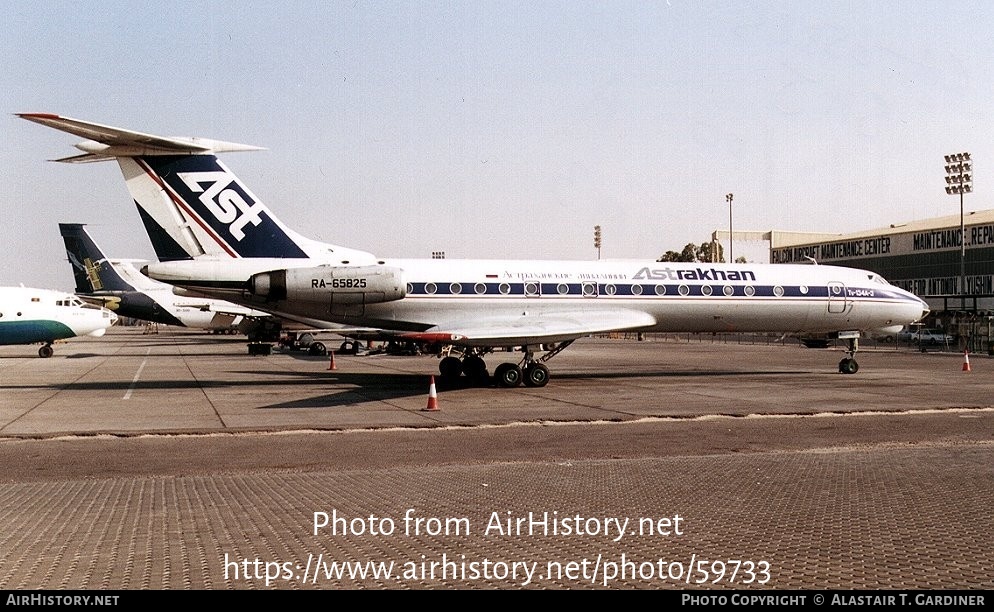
437,340,574,388
838,336,860,374
38,343,54,358
494,360,549,388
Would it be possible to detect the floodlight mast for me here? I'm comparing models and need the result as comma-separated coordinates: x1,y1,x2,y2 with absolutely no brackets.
944,152,972,310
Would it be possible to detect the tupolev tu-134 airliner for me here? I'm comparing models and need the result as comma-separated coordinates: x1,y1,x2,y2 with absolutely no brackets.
19,113,930,387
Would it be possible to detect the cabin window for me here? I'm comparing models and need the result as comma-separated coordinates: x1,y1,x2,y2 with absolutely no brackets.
581,283,596,297
774,285,785,297
499,283,511,295
631,284,643,296
744,285,756,297
449,283,462,294
524,282,540,296
678,285,690,296
475,283,487,294
723,285,734,296
701,285,713,296
654,284,666,296
799,285,809,294
406,283,414,294
604,284,617,296
557,283,569,295
425,283,438,295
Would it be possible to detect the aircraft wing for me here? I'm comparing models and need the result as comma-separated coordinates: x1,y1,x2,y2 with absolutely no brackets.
175,301,267,317
252,311,386,338
208,312,240,328
390,310,657,347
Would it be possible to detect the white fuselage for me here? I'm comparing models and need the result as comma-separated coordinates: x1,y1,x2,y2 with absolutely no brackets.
0,287,118,345
146,257,929,346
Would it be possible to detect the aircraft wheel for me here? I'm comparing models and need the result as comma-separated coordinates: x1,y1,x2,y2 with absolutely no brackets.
838,358,859,374
523,363,550,387
439,356,462,379
462,355,489,384
308,342,327,356
494,363,523,388
38,345,54,358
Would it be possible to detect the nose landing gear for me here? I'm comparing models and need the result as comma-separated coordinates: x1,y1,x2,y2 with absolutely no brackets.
838,334,860,374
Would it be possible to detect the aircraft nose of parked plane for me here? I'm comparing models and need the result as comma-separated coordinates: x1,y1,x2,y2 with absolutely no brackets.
86,309,118,337
895,286,930,324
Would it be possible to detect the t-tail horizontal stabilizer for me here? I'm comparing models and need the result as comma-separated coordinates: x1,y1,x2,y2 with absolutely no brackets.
17,113,264,163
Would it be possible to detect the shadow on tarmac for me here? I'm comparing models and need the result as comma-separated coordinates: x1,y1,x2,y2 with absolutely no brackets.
0,365,814,410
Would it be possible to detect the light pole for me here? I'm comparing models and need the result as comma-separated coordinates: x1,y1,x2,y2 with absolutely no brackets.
944,152,972,310
726,193,733,263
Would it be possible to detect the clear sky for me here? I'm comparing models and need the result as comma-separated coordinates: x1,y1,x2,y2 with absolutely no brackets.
3,1,994,289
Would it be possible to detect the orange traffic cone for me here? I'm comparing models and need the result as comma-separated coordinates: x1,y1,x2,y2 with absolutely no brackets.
423,376,439,411
328,351,337,370
963,350,971,372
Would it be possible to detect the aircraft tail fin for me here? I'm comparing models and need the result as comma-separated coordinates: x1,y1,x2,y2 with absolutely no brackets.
134,204,197,262
118,154,315,259
59,223,137,293
21,113,376,263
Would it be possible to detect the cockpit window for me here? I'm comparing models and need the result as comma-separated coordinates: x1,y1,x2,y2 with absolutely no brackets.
867,274,891,286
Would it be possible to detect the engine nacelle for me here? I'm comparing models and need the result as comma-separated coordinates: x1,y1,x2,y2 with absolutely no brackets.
249,265,406,305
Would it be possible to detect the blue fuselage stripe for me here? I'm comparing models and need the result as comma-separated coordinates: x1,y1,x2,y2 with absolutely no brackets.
404,282,918,303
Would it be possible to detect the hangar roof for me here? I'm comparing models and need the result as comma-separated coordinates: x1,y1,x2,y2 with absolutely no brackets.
767,208,994,248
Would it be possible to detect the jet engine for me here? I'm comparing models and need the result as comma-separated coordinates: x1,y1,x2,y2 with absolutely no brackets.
248,265,405,305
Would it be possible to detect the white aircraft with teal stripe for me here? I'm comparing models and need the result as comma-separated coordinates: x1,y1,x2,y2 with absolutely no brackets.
0,286,117,357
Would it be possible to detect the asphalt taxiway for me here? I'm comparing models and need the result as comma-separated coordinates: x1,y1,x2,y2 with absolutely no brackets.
0,328,991,589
